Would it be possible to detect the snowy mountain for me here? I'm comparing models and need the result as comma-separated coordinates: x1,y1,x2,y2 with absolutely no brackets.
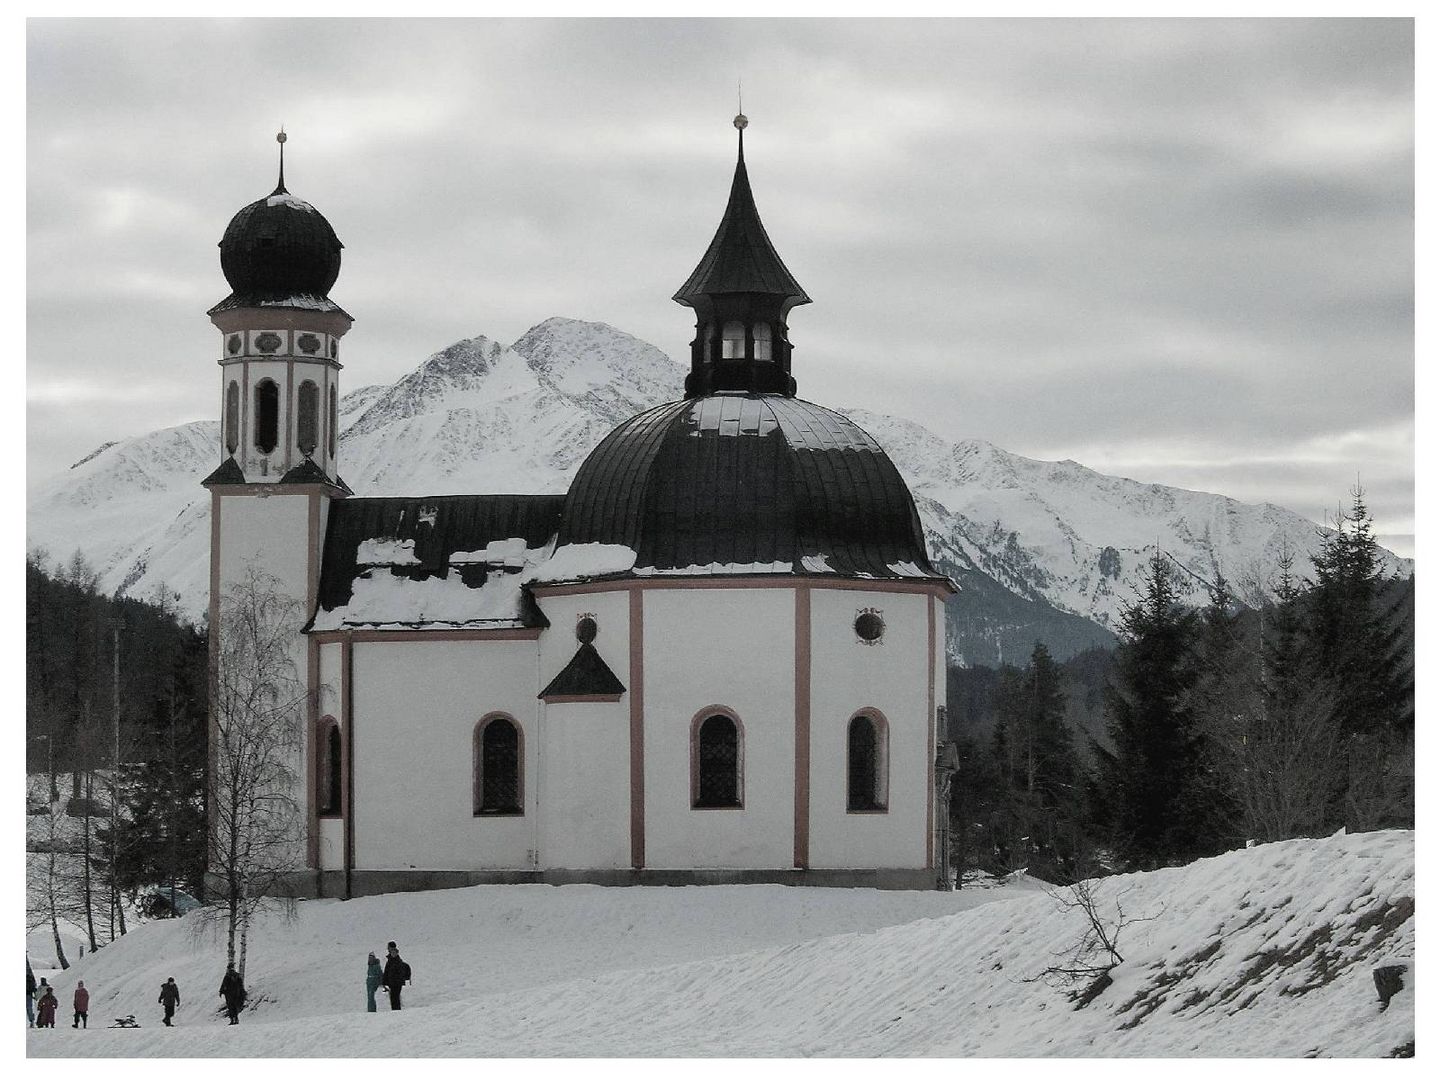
26,829,1415,1056
25,317,1411,664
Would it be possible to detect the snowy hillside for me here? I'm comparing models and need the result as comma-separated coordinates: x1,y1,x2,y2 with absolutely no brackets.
26,830,1413,1057
25,316,1411,662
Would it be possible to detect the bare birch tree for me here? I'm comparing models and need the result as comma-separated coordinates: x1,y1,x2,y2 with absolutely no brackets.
202,563,307,981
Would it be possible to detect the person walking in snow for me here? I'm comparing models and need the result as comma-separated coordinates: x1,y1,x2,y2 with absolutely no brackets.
158,977,180,1026
36,985,58,1029
365,952,383,1013
219,963,245,1024
71,980,89,1028
26,961,35,1027
381,941,411,1011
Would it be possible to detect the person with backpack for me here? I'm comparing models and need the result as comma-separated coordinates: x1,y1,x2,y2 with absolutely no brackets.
219,963,245,1025
158,977,180,1026
380,941,411,1010
365,952,383,1013
72,980,89,1028
36,985,58,1028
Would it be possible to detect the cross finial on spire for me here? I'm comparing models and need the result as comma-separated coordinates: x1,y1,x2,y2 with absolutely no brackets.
275,127,288,193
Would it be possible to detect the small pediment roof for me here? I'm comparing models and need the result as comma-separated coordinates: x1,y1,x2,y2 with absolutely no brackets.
539,642,626,700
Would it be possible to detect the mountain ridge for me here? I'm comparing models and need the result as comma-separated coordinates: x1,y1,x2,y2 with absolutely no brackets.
26,316,1412,664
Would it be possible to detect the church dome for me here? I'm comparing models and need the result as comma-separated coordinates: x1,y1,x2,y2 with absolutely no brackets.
556,392,939,580
213,185,343,310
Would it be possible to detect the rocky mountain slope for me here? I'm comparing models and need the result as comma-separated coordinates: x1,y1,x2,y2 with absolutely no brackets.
26,317,1411,664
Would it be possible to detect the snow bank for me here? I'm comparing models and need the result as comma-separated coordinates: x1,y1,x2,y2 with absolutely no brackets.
26,831,1413,1057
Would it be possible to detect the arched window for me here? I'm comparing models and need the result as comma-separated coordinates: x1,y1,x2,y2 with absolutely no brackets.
317,718,342,817
224,381,240,455
253,379,279,454
692,710,743,809
296,380,319,456
847,712,889,812
720,321,746,360
474,715,522,815
752,322,773,361
328,385,338,459
702,321,715,362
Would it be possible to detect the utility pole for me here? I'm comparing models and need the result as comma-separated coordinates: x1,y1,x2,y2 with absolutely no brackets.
109,618,127,938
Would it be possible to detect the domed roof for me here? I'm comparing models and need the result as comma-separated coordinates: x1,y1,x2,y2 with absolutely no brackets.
555,393,940,581
211,184,344,313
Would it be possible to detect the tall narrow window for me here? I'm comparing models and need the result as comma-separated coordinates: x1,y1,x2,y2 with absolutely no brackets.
328,385,338,460
752,322,773,361
847,712,889,812
475,715,522,815
318,719,342,816
702,321,715,362
694,712,742,808
720,321,746,360
297,380,319,456
224,381,240,455
254,379,279,454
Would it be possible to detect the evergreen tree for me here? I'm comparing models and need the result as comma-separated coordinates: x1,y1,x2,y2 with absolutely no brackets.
1305,487,1413,828
1091,551,1209,870
990,642,1085,881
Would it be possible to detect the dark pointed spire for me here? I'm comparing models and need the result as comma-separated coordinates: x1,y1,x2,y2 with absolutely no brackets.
672,115,809,309
674,114,810,398
274,128,288,195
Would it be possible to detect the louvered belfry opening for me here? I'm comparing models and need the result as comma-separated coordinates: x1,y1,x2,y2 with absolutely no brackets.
476,717,522,815
695,714,741,808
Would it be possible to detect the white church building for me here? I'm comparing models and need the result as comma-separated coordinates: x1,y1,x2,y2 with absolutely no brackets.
203,119,957,896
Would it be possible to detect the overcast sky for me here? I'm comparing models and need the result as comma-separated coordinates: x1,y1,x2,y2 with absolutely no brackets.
26,18,1414,555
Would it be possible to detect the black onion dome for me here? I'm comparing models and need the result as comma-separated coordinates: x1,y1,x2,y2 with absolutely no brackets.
211,185,344,312
556,393,939,580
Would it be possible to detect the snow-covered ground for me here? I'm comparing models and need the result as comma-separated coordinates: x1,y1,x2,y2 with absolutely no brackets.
26,830,1413,1057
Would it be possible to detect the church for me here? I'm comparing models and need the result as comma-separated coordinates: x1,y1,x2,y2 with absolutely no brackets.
203,117,957,896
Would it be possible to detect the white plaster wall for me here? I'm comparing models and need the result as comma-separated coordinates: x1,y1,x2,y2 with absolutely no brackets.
536,701,630,869
807,588,931,870
533,590,632,870
216,492,312,606
349,639,540,871
643,588,794,870
318,817,344,871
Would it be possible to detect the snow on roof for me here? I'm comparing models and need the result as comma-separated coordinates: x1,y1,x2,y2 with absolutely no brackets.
529,543,637,584
309,561,545,632
266,192,315,211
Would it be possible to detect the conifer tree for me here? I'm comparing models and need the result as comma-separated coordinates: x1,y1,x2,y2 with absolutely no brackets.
1091,551,1208,870
1305,487,1413,828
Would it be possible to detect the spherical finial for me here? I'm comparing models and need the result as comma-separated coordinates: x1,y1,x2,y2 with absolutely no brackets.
276,130,287,145
733,113,748,131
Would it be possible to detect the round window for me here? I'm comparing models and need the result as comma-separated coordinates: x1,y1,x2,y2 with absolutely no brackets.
576,616,598,644
855,611,884,643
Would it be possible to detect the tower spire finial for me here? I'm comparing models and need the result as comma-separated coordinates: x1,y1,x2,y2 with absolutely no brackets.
733,98,747,163
275,127,288,193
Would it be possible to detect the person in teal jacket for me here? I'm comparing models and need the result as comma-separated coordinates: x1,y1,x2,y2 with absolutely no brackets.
365,952,382,1012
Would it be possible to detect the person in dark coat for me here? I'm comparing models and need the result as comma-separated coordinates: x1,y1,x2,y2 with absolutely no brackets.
365,952,382,1013
36,986,58,1028
72,980,89,1028
158,977,180,1026
380,941,410,1011
219,963,245,1024
26,961,35,1027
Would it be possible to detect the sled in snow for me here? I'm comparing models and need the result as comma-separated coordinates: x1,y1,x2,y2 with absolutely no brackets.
110,1015,140,1028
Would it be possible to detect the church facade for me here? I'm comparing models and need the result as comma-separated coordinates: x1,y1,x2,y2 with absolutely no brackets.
204,119,956,896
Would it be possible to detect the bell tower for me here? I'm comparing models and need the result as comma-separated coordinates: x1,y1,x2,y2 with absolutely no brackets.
673,114,811,398
203,130,352,489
